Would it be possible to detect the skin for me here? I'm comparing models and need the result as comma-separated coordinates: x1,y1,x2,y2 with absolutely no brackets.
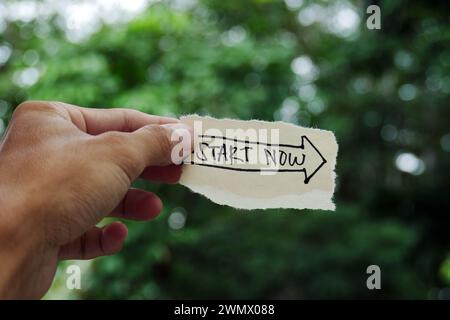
0,101,193,299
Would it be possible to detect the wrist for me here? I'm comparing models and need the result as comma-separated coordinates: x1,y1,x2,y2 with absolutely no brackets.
0,184,53,299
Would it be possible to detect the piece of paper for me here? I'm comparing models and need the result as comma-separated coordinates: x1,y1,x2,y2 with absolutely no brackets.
180,115,338,211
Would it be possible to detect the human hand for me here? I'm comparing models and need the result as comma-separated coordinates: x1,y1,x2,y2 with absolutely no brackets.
0,101,192,299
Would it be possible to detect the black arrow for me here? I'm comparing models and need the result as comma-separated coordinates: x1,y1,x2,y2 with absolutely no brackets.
185,134,327,184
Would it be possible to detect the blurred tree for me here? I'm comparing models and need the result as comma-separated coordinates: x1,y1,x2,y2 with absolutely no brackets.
1,0,449,299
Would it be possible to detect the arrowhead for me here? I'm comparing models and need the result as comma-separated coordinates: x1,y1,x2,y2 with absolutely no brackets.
299,135,327,184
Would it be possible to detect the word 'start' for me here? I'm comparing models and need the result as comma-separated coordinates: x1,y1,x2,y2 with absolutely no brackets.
180,115,338,210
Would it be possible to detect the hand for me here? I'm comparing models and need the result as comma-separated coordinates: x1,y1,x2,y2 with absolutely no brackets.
0,101,192,299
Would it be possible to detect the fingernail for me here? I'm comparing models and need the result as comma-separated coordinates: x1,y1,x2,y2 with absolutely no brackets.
162,123,193,137
162,122,190,130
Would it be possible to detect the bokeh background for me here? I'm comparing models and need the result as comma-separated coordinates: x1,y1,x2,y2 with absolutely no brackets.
1,0,450,299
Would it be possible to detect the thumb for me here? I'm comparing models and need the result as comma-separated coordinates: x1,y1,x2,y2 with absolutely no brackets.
132,122,193,166
100,123,193,182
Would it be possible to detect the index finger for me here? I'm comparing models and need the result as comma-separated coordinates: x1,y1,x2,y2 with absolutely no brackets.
50,101,178,134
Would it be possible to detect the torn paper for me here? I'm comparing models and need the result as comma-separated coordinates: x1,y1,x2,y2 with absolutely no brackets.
179,115,338,211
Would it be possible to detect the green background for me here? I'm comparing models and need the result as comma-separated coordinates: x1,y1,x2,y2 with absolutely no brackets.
1,0,450,299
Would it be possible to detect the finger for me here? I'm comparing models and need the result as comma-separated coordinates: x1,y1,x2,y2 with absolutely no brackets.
140,164,182,184
59,222,128,260
109,188,163,221
131,123,193,166
97,122,193,181
50,101,179,134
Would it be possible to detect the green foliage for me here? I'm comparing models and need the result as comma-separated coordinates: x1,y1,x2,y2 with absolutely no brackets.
1,0,449,299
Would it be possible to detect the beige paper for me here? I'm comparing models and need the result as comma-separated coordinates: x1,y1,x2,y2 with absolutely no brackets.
180,115,338,211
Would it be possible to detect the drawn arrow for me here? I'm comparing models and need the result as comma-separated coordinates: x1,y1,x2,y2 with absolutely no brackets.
297,135,328,183
185,135,327,184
